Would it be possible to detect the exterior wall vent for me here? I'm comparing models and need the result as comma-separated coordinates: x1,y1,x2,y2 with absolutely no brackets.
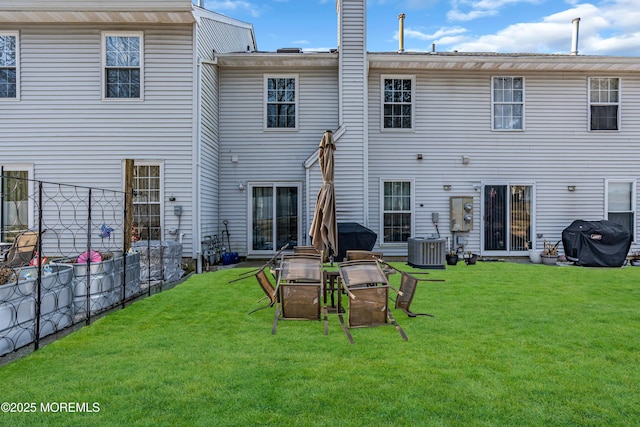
276,48,303,53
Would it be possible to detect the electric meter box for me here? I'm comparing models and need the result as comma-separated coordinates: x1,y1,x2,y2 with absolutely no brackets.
450,196,474,232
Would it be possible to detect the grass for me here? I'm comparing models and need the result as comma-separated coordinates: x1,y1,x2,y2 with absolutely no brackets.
1,261,639,426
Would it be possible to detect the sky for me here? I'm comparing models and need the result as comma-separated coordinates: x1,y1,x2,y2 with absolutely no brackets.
197,0,640,56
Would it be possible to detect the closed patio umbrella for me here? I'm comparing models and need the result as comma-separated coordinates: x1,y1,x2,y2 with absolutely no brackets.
309,130,337,261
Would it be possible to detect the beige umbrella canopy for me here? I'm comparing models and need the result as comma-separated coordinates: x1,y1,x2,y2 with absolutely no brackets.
309,130,337,261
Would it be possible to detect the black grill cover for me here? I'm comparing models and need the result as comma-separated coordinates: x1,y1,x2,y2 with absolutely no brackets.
561,220,631,267
336,222,377,261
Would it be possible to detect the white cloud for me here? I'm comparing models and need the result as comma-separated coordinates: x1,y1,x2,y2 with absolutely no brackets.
448,0,545,22
293,40,311,45
205,1,263,17
438,1,640,55
396,26,468,41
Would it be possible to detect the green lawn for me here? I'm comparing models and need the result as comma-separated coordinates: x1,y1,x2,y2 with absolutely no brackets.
1,262,639,426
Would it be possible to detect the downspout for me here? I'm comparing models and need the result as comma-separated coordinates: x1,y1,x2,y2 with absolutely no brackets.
193,24,202,273
362,5,369,227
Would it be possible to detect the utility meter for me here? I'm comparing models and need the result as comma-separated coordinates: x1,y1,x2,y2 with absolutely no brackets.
450,196,474,232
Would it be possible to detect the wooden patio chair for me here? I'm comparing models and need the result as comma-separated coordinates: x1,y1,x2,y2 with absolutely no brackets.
345,250,394,278
228,245,289,315
337,260,407,343
0,230,40,268
229,264,277,315
293,245,320,255
345,250,383,261
272,253,327,335
380,262,445,318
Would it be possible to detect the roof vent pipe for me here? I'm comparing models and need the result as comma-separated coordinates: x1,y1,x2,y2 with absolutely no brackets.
398,13,406,53
570,17,580,55
198,0,205,7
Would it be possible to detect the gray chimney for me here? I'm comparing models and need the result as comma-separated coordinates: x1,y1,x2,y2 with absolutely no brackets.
398,13,405,53
570,17,580,55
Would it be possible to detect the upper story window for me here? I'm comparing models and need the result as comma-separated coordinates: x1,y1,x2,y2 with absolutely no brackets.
0,32,18,99
382,75,414,130
589,77,619,131
264,75,297,129
492,77,524,130
102,32,143,100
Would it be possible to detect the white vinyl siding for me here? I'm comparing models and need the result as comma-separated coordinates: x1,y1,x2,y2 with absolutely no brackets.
381,75,414,130
492,76,524,130
589,77,620,131
219,67,338,256
102,31,143,100
0,24,194,251
264,74,298,130
606,179,635,241
0,32,18,100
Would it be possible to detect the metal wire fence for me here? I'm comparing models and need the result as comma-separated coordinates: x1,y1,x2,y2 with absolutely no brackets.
1,176,183,358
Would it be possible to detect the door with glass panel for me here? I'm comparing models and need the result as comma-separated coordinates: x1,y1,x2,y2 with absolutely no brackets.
483,184,533,253
250,183,300,254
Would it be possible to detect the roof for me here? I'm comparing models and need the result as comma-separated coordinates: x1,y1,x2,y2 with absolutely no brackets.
214,50,640,72
0,0,195,24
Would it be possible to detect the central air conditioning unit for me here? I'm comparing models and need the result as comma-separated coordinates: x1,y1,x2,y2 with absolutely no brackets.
407,237,446,269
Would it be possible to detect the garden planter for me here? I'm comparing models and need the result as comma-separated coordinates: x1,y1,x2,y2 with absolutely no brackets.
0,263,73,356
72,272,114,315
446,254,458,266
463,254,478,265
529,250,542,264
541,254,559,265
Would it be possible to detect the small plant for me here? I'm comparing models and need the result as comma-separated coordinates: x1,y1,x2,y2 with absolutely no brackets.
542,240,560,256
0,267,15,286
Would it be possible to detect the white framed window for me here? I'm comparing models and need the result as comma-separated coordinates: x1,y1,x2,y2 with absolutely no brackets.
492,77,524,130
264,75,298,130
381,179,414,244
0,32,19,100
102,32,143,100
589,77,620,131
1,164,34,242
132,161,163,240
381,75,415,130
605,179,635,241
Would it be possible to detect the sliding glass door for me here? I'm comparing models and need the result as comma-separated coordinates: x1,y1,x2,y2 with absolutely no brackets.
249,183,301,254
483,184,533,253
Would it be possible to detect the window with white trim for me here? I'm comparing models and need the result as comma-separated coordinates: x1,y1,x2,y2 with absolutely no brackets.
382,180,412,243
382,75,414,130
589,77,619,131
133,162,162,240
606,180,635,241
265,75,297,129
0,32,18,99
1,165,33,242
103,32,143,99
492,77,524,130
